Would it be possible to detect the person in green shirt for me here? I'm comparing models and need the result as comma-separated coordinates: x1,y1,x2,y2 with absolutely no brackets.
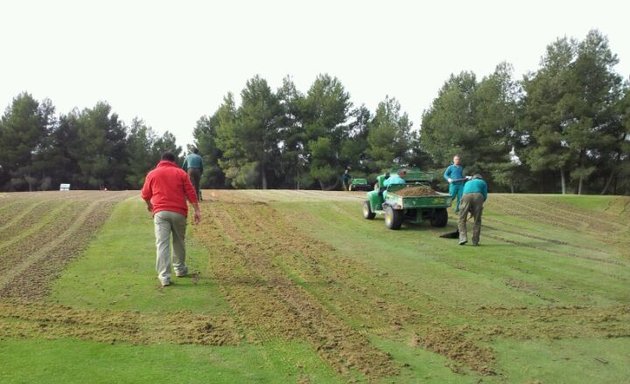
444,155,466,213
458,174,488,246
382,170,406,199
182,147,204,201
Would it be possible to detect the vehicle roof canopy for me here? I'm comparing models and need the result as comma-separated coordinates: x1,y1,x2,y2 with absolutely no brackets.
381,168,434,183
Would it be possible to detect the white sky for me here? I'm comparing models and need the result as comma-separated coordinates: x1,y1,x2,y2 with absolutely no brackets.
1,0,628,149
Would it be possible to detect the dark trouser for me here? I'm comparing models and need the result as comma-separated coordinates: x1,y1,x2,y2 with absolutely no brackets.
458,193,484,245
449,182,464,211
187,168,202,201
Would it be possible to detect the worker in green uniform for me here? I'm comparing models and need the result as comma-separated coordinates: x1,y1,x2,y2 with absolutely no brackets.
342,168,352,191
382,170,406,199
458,174,488,246
444,155,466,213
182,147,204,201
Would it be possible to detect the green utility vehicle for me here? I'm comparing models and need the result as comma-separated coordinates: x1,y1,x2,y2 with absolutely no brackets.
348,178,372,191
362,168,452,230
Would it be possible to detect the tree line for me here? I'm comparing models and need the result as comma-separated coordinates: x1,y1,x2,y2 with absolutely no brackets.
0,98,181,191
1,30,629,194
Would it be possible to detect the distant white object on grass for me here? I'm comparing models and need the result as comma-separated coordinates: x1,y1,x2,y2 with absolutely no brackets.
59,183,70,191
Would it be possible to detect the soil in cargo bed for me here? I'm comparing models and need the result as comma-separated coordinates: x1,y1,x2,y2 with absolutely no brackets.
394,186,439,196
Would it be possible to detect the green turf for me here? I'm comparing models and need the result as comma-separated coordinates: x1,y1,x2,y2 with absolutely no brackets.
0,338,340,384
39,198,346,383
543,194,618,212
272,196,630,382
492,337,630,384
371,337,485,384
5,192,630,383
50,198,230,314
275,200,630,309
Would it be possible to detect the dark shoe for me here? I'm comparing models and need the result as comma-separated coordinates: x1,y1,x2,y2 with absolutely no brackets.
176,272,188,278
459,240,467,246
472,242,479,246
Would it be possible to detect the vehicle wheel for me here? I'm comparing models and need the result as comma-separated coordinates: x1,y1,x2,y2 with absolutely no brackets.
362,200,376,220
430,208,448,227
384,206,403,230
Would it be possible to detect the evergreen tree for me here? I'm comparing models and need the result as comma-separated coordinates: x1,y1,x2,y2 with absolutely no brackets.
420,71,478,167
521,37,576,193
71,102,129,189
340,104,371,177
604,84,630,194
237,75,282,189
302,74,352,189
277,76,309,188
193,114,225,188
47,112,83,189
152,131,181,160
474,63,523,190
0,93,54,191
215,93,251,188
569,30,624,194
125,118,160,189
522,31,624,194
366,96,413,171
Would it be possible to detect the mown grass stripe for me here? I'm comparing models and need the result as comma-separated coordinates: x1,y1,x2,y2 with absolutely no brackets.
0,200,73,254
0,193,125,291
0,200,49,234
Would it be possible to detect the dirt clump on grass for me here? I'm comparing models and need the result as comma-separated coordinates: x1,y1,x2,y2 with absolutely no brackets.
421,326,495,375
195,199,400,379
193,193,512,378
0,300,240,346
0,190,242,347
474,305,630,340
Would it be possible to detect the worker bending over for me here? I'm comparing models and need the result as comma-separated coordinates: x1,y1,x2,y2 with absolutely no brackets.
458,174,488,246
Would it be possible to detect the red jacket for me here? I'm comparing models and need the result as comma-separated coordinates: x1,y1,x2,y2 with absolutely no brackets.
141,160,198,217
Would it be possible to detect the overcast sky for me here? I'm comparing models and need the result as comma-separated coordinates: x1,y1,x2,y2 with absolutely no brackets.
1,0,628,149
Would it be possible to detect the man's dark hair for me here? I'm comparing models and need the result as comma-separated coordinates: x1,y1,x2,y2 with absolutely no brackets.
161,152,176,162
192,147,199,154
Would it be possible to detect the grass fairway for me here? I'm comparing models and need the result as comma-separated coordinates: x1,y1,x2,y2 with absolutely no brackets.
0,338,339,384
1,190,629,383
49,196,230,314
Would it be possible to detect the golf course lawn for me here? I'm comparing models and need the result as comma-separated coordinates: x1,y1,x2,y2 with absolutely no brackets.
1,190,629,383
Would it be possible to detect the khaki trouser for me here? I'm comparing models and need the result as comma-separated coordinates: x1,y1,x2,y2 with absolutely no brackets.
154,211,188,284
458,193,484,245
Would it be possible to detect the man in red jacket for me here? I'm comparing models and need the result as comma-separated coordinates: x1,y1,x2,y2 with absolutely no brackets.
141,152,201,287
